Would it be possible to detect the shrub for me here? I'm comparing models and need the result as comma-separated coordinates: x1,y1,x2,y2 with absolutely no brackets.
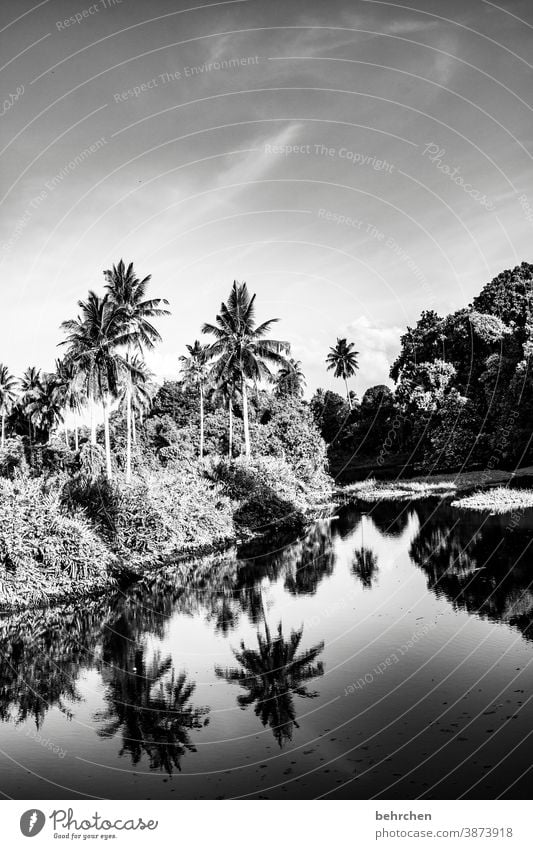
0,436,28,479
213,455,309,534
113,468,235,558
252,397,332,497
0,477,115,609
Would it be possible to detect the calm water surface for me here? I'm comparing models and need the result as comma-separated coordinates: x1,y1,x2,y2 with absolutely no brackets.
1,497,533,799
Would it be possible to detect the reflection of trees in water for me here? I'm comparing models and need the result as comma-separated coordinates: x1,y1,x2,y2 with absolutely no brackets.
0,527,332,756
352,547,379,588
366,500,414,538
0,587,210,773
0,603,108,727
336,501,412,540
96,637,208,774
235,521,336,618
410,501,533,640
216,610,324,747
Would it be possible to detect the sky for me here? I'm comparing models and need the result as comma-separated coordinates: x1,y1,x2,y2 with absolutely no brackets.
1,0,532,399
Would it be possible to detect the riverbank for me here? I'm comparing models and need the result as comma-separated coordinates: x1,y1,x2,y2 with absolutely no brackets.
338,466,533,506
0,454,334,612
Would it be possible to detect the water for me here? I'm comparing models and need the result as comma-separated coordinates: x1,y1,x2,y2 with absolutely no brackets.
1,497,533,800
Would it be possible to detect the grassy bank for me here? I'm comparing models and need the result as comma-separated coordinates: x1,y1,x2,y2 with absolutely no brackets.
340,478,457,502
338,466,533,514
451,486,533,513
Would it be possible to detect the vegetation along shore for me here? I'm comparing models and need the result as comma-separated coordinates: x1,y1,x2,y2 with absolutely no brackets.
2,261,533,610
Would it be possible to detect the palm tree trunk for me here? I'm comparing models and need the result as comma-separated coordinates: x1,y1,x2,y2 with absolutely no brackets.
90,396,97,446
228,399,233,459
74,422,79,452
64,419,69,448
126,383,132,483
242,378,251,459
28,416,33,463
1,413,5,449
344,376,352,409
132,411,137,445
199,384,204,459
103,397,112,479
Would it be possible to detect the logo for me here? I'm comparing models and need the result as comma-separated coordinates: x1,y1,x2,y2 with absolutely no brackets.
20,810,46,837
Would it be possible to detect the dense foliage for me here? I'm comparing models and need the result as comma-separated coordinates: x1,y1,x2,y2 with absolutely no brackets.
317,262,533,475
0,476,115,609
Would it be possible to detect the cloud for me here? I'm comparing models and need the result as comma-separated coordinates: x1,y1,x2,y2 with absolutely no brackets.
346,315,402,392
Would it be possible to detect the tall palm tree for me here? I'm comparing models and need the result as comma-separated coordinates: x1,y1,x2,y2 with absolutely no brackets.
104,259,170,482
275,357,306,398
179,341,210,459
60,292,129,479
202,281,289,459
117,355,154,447
0,364,18,448
20,366,42,454
326,337,359,409
55,358,83,449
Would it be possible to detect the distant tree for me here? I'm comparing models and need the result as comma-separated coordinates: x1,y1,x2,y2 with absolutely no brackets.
326,338,359,408
310,388,351,444
24,373,64,443
20,366,42,452
0,364,18,449
275,358,306,398
179,341,210,458
55,357,83,450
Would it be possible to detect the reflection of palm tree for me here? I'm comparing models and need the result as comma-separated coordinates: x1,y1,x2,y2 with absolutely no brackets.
352,547,378,588
216,600,324,746
97,643,209,775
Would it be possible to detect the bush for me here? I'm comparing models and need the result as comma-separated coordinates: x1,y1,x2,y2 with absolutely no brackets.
252,396,332,496
0,436,28,478
0,477,115,609
213,455,310,534
113,468,235,558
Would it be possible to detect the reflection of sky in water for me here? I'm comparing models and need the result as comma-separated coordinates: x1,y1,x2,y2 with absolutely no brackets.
1,499,533,800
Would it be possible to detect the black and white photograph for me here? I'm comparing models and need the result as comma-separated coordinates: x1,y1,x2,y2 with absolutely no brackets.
1,0,532,842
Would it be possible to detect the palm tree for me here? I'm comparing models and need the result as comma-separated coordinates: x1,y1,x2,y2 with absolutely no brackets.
202,281,289,459
275,357,306,398
20,366,42,454
326,337,359,409
123,355,154,446
24,373,64,442
104,260,170,482
55,358,83,449
179,341,210,458
60,292,130,479
0,364,18,448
